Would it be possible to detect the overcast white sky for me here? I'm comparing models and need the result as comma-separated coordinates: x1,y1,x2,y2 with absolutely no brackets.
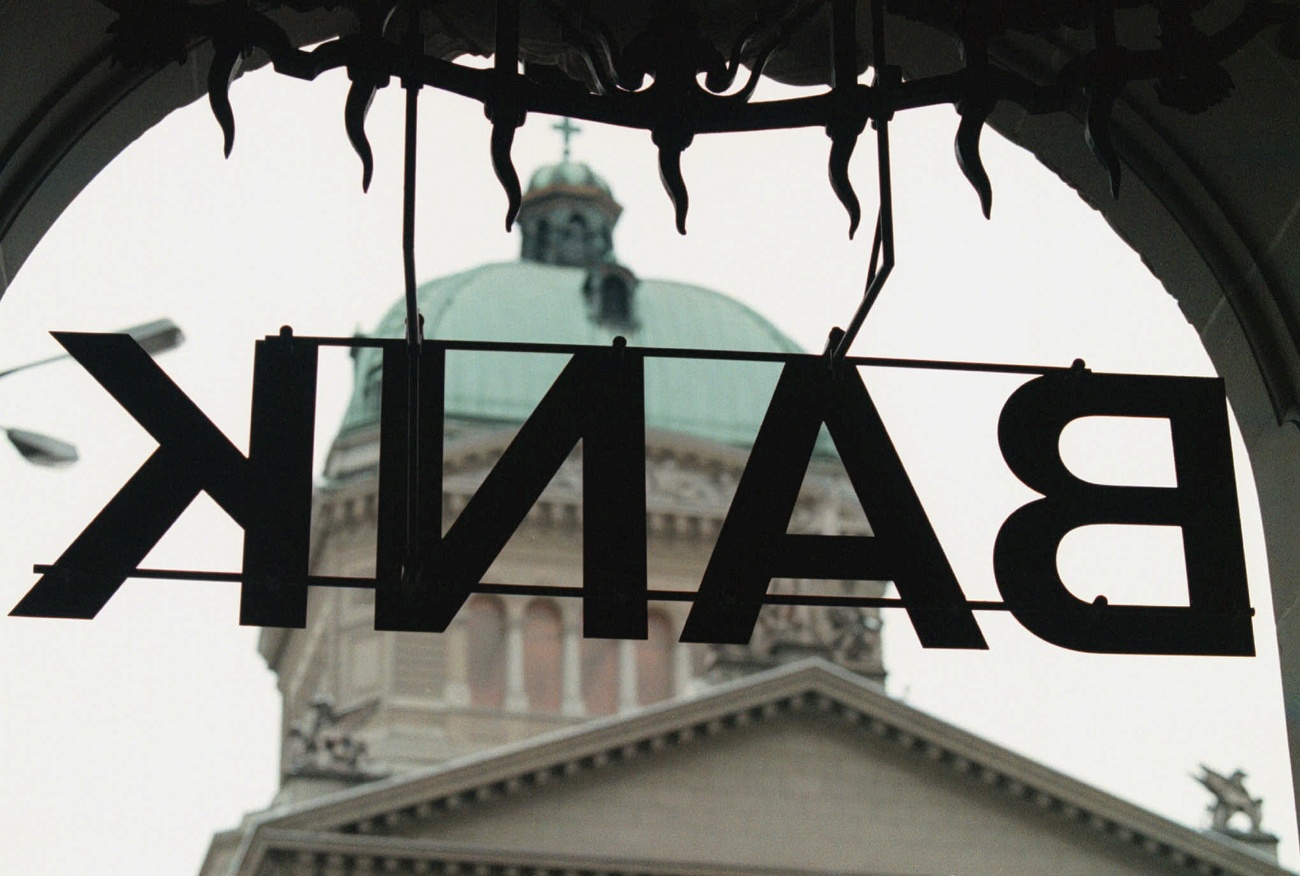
0,67,1294,874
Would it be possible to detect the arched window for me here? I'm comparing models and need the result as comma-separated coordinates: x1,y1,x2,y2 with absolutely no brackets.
533,218,550,260
581,265,638,329
523,600,562,712
465,597,506,709
362,363,383,411
636,611,674,705
581,637,619,716
557,212,590,265
598,274,631,324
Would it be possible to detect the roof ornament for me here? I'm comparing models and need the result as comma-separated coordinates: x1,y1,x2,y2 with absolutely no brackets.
553,116,582,163
1195,765,1266,836
285,695,381,778
706,579,885,683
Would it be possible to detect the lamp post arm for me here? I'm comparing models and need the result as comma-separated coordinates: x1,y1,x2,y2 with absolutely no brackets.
0,352,71,381
0,319,183,382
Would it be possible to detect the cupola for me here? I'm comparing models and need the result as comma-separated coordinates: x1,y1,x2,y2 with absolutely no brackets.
517,119,622,267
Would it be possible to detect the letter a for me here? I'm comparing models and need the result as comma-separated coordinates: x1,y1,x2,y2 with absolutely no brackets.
681,357,987,649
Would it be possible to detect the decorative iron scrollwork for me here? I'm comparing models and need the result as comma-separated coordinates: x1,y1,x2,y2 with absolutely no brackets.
96,0,1298,237
97,0,1300,241
953,11,996,217
207,34,245,159
487,0,527,230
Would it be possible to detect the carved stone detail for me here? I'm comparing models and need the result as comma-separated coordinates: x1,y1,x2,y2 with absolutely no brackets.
1197,765,1269,837
705,578,885,683
285,694,382,780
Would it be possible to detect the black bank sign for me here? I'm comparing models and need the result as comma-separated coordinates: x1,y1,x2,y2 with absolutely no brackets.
11,331,1254,657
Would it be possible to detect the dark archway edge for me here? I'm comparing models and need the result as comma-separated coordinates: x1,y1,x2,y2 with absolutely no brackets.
1,0,1297,837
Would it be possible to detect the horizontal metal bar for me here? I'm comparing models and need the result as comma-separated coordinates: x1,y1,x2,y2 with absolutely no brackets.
32,565,1013,610
852,356,1075,377
288,335,1087,376
34,566,1254,619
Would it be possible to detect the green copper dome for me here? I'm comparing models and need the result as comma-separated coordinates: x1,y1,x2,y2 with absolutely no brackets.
335,148,813,458
338,261,806,448
526,160,613,194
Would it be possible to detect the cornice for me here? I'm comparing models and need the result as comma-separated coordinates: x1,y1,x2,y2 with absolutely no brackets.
311,430,867,552
248,827,880,876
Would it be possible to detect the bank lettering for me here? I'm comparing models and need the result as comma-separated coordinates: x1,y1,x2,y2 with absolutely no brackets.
10,331,1254,657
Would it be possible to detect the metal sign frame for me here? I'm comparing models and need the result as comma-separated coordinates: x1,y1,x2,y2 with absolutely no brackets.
10,329,1254,658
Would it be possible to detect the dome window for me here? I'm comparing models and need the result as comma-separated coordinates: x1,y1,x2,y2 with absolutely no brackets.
557,212,591,265
584,264,639,329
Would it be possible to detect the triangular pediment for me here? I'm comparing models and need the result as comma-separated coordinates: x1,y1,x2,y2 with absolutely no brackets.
363,708,1180,875
225,661,1289,876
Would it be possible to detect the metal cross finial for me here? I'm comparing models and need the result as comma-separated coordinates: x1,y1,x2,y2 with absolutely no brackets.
553,116,581,161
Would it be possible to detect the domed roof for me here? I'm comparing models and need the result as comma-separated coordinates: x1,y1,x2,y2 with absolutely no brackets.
338,261,807,448
525,160,613,195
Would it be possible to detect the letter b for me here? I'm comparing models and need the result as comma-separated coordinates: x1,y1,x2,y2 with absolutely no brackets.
994,371,1253,656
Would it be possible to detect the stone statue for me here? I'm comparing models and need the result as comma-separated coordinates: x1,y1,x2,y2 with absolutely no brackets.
705,578,883,681
285,694,378,777
1195,765,1265,835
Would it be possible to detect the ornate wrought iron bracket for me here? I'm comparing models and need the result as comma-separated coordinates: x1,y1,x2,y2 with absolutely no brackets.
100,0,1300,368
99,0,1300,238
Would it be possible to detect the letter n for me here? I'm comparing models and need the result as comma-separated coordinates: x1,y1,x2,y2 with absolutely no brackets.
374,344,647,639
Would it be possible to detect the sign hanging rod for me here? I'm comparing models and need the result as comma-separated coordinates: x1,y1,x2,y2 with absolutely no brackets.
301,334,1084,377
29,565,1024,611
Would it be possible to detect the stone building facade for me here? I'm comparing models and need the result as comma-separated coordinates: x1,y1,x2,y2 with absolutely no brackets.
256,154,886,803
202,157,1286,876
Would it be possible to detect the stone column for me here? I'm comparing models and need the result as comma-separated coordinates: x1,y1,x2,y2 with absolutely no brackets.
674,641,694,697
504,600,528,711
619,638,638,712
561,602,584,717
443,619,470,707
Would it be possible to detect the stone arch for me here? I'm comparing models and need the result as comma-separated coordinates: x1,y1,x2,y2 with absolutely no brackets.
581,633,620,717
522,599,562,713
635,610,674,706
464,596,507,709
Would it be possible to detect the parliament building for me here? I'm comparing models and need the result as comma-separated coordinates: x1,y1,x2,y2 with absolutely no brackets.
200,154,1286,876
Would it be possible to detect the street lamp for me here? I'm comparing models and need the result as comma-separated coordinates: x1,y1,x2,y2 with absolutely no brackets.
2,428,78,467
1,319,184,466
0,318,184,379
